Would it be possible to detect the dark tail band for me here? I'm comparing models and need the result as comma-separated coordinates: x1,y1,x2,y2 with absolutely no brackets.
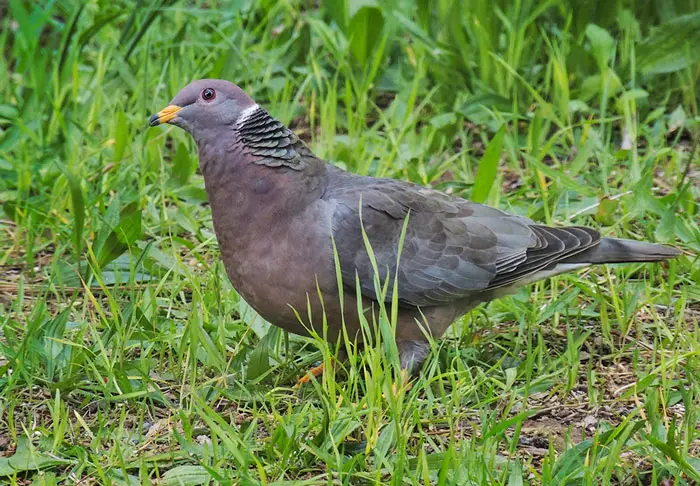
563,238,681,264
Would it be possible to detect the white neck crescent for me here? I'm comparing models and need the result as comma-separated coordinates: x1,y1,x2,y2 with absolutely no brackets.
237,104,260,127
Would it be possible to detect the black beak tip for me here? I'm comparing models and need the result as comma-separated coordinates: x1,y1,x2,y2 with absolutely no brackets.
148,114,160,127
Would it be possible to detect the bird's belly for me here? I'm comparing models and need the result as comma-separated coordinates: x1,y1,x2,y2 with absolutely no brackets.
218,213,345,336
227,254,336,335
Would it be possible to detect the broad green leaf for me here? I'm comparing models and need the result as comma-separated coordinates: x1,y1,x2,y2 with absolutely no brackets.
324,0,348,31
619,88,649,102
239,298,272,339
638,11,700,74
0,104,18,120
508,459,524,486
100,254,154,286
161,465,210,486
430,112,457,130
594,196,619,226
41,308,71,381
348,5,384,65
408,451,450,474
471,125,505,203
0,438,71,476
171,141,194,185
113,109,128,163
96,201,142,269
668,105,687,133
393,11,442,53
586,24,614,67
579,71,623,101
60,166,85,265
655,208,677,242
457,92,513,117
110,471,141,486
246,326,280,381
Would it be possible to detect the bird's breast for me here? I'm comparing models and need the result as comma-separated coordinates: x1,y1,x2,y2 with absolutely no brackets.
213,198,340,332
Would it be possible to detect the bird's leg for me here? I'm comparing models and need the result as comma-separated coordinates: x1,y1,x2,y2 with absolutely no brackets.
296,343,428,387
295,348,347,386
383,341,430,396
397,341,431,376
296,363,325,386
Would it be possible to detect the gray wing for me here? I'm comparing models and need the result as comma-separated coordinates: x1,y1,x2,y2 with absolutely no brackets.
326,175,599,307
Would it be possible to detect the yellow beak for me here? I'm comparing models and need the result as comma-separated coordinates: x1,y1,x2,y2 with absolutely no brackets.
148,105,182,126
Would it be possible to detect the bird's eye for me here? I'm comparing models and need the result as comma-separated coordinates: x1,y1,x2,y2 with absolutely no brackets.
202,88,216,101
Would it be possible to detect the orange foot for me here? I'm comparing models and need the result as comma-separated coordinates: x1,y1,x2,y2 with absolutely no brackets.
296,363,325,386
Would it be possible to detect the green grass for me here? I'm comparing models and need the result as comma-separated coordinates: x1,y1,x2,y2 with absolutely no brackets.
1,0,699,484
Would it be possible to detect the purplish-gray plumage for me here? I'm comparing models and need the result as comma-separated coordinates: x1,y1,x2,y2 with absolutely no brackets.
150,79,681,373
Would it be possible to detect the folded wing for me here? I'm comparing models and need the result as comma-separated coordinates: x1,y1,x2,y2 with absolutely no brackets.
327,176,600,306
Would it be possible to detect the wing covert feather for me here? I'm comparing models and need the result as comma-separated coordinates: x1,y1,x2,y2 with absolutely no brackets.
325,175,599,306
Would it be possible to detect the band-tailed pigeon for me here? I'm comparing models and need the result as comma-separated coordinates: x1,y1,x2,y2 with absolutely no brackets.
149,79,681,373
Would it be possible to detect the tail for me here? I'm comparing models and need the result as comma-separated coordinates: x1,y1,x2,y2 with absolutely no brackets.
563,238,681,264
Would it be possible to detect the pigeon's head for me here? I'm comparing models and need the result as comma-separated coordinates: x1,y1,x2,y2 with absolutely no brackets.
148,79,257,136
